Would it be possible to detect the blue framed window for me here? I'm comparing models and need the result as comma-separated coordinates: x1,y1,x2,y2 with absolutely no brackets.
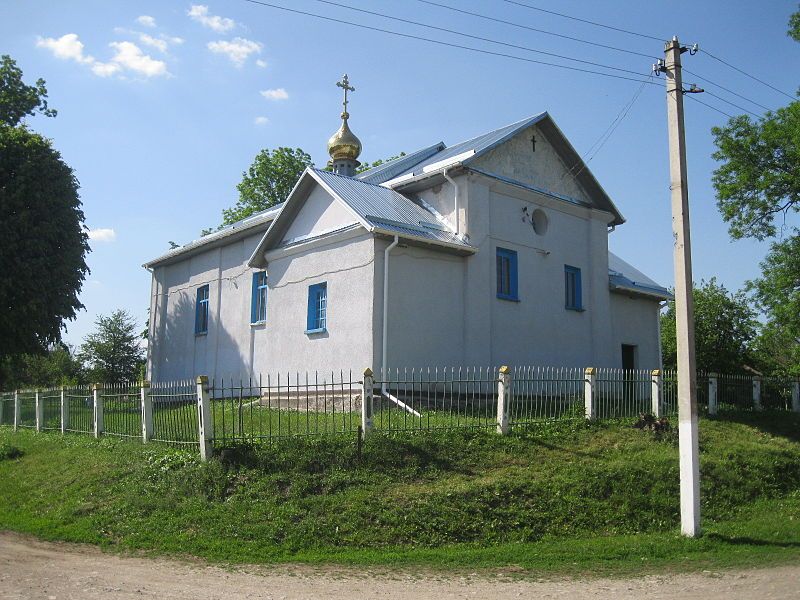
195,285,209,334
306,282,327,333
496,247,519,301
564,265,583,310
251,271,268,324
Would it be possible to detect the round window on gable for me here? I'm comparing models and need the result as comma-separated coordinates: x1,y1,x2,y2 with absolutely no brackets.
532,209,548,235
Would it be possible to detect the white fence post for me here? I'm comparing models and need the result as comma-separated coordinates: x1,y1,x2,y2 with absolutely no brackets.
93,383,104,438
196,376,213,461
584,367,596,420
361,368,374,438
496,366,511,435
141,380,153,443
708,374,718,416
13,390,20,431
651,370,662,418
60,386,68,434
753,376,762,411
793,379,800,413
35,389,43,432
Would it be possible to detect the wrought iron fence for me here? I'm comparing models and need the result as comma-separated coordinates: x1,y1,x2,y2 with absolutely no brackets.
594,368,653,419
102,383,142,438
718,373,754,411
374,367,498,432
39,388,62,431
210,371,360,445
151,380,197,446
511,366,584,424
0,392,15,426
762,377,793,411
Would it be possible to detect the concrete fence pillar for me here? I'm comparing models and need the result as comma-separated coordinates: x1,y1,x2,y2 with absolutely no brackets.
708,374,718,416
196,376,213,461
13,390,20,431
584,367,596,420
753,376,762,412
496,366,511,435
93,383,104,438
35,389,43,432
141,380,153,443
650,370,662,418
60,386,68,434
361,368,374,438
792,379,800,413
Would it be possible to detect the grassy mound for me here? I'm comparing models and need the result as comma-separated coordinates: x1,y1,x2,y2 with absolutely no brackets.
1,413,799,574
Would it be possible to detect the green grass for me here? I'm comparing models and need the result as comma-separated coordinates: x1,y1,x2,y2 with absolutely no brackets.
0,412,799,577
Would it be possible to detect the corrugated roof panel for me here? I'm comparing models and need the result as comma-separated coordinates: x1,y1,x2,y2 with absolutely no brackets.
608,251,672,300
356,142,446,185
388,113,548,180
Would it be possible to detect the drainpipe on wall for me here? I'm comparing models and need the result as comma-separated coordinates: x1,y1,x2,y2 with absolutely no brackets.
442,168,464,238
381,235,399,393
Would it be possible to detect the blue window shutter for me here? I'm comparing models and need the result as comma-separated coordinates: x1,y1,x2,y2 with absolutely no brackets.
195,288,201,333
575,268,582,309
251,272,259,324
510,251,518,300
307,285,315,331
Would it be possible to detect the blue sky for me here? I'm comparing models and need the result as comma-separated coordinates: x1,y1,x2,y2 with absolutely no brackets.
2,0,798,348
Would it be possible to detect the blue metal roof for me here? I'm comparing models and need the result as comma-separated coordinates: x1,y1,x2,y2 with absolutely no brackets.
608,252,672,300
356,142,445,185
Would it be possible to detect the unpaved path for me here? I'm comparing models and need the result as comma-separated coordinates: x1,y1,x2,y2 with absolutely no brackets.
1,532,799,600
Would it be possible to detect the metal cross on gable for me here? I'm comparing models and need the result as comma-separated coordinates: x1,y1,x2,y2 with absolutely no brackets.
336,74,355,113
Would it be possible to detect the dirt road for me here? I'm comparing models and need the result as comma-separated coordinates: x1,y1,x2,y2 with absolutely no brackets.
1,532,799,599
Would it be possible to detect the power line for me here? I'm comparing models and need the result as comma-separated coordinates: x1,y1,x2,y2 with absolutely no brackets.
239,0,659,86
684,94,734,119
414,0,658,60
703,90,761,118
309,0,650,78
501,0,666,43
683,67,772,112
700,48,796,101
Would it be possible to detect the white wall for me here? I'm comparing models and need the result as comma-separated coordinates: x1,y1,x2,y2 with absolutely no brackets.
282,184,356,242
609,293,663,370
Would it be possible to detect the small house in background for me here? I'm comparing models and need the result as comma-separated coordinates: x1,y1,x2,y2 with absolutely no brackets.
144,76,671,382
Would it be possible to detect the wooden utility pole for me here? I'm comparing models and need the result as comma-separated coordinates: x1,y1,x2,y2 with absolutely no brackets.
663,36,701,537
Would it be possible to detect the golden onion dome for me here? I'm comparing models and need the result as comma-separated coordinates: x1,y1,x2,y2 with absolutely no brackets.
327,111,362,162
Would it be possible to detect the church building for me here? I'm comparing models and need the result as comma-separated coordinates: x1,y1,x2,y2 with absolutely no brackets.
144,76,670,382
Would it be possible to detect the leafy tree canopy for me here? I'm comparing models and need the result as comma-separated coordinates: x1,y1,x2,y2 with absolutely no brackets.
661,279,758,373
223,147,313,226
0,54,56,126
0,343,84,389
0,124,90,357
79,310,145,384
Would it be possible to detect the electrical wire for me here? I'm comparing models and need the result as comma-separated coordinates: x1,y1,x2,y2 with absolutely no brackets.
702,90,761,118
700,48,796,101
239,0,659,85
684,94,734,119
309,0,650,78
501,0,667,42
414,0,658,60
683,67,772,112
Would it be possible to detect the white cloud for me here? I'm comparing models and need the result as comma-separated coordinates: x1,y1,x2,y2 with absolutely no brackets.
109,41,169,77
164,35,185,46
139,33,167,52
36,33,94,64
254,116,270,125
188,5,235,32
255,59,268,68
91,62,121,77
208,37,262,67
88,228,116,242
260,88,288,101
136,15,157,28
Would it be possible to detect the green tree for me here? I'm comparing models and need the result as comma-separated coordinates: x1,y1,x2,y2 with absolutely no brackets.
710,8,800,373
0,343,84,389
0,54,56,126
661,279,758,373
223,147,313,225
1,58,90,359
79,310,145,384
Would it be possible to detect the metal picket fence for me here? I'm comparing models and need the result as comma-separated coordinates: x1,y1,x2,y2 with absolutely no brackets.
1,367,797,459
511,366,584,424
